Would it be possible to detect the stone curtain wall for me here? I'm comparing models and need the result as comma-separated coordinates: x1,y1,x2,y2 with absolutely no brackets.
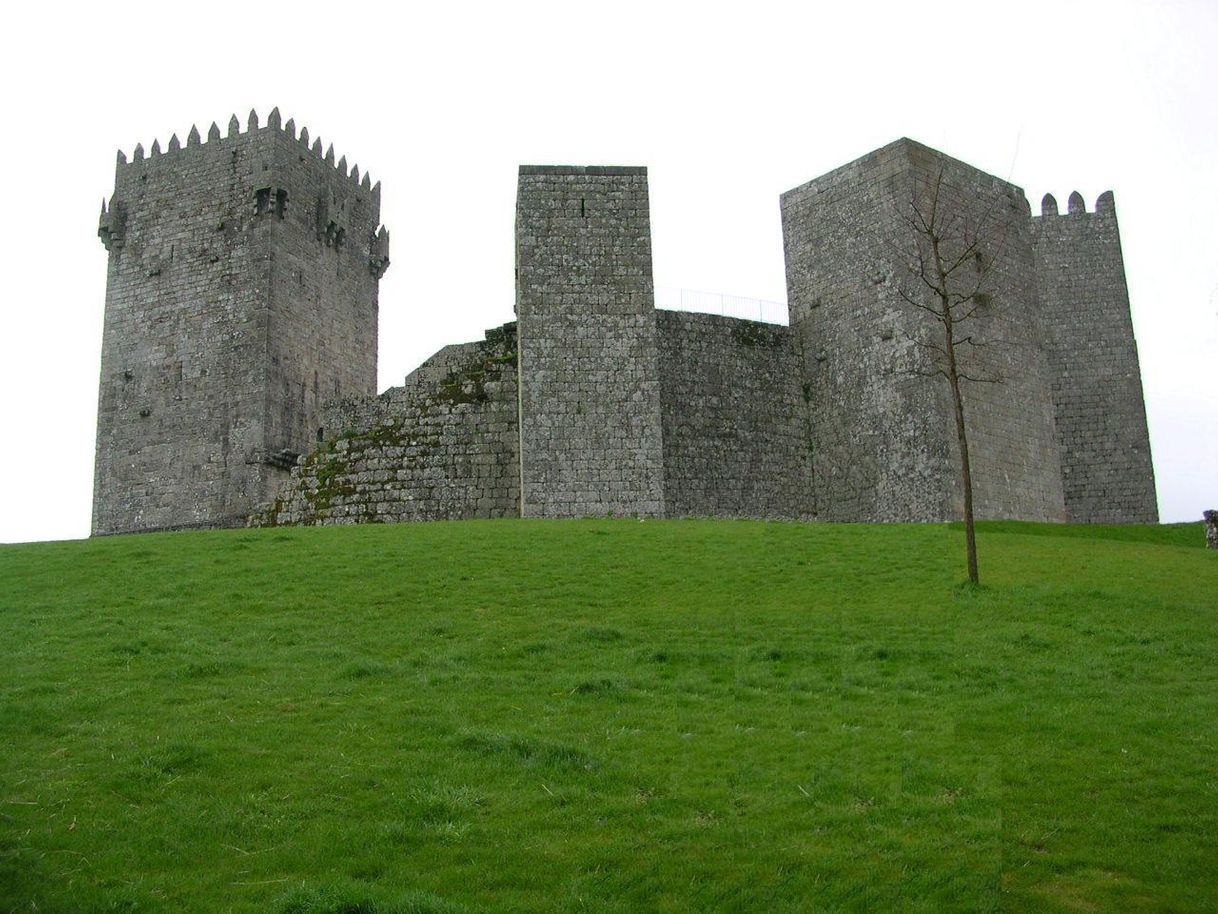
1031,193,1158,523
515,166,665,518
93,111,385,535
322,340,488,436
656,311,815,519
253,325,519,526
782,139,1066,523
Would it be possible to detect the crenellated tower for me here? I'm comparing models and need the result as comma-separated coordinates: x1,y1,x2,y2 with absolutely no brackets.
93,108,390,535
1030,191,1157,522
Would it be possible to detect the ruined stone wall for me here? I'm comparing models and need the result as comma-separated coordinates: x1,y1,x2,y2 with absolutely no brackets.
255,325,518,525
515,166,664,518
1031,193,1158,522
322,340,487,435
656,311,815,518
782,139,1066,522
93,111,385,535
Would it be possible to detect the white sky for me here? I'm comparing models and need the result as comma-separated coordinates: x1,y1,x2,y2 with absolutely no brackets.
1,0,1214,542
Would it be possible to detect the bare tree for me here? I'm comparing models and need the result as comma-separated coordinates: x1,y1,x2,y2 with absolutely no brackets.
897,170,1010,585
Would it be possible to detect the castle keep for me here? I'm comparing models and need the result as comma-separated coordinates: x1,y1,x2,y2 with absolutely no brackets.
93,110,388,535
93,115,1157,533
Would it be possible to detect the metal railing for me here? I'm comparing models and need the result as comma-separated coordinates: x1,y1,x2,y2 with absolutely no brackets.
654,287,789,325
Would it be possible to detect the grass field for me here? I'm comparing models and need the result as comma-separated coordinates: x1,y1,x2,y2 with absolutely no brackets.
1,519,1215,912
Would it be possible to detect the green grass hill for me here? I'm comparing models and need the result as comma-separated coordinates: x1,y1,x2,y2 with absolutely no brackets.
1,519,1215,912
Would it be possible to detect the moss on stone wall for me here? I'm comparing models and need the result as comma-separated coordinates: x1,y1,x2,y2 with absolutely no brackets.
250,325,521,527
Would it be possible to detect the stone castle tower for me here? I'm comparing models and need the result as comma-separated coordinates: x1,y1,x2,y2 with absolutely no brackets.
1030,191,1158,523
515,167,665,518
781,138,1155,524
782,139,1068,522
93,109,389,535
92,116,1157,533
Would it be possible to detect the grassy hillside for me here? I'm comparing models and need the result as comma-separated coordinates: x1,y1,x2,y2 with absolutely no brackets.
1,519,1214,912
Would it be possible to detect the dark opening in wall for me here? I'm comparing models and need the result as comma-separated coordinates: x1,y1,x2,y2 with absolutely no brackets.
580,197,586,218
317,427,324,443
255,187,288,218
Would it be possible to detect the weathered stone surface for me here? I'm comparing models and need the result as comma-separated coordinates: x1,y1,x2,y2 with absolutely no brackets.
92,117,1158,533
782,138,1068,523
1030,192,1158,523
1204,510,1217,550
657,311,814,519
515,167,665,518
93,113,385,534
253,324,519,526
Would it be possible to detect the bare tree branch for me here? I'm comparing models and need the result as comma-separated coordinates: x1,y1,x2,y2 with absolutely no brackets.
892,164,1014,585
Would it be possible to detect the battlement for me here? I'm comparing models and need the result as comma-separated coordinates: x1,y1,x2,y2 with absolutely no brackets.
1036,190,1117,218
103,107,389,282
115,108,380,200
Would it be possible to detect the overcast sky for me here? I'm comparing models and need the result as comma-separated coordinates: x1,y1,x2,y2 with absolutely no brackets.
1,1,1214,542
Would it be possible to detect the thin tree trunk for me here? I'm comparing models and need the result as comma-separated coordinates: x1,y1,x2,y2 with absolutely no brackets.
948,365,979,585
934,238,980,586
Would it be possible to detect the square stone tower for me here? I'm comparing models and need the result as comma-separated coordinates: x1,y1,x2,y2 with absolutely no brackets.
93,109,389,535
1030,191,1158,522
514,166,665,518
782,139,1066,522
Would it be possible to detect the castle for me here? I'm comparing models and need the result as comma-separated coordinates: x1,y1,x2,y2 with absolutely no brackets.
92,111,1157,534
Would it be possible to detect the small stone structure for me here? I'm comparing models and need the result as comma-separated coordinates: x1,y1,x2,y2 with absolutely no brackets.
91,116,1159,532
1205,511,1218,550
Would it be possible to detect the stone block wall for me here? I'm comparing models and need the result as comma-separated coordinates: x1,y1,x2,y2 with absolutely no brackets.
261,124,383,464
93,110,384,535
94,118,276,534
656,311,815,518
254,324,519,525
322,339,488,436
782,141,958,521
1031,192,1157,522
782,139,1066,522
515,166,665,517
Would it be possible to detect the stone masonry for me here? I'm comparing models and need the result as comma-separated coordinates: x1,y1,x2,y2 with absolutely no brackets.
92,114,1158,531
782,139,1068,523
657,311,815,519
515,166,666,518
252,324,519,525
1031,192,1158,523
94,109,387,534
